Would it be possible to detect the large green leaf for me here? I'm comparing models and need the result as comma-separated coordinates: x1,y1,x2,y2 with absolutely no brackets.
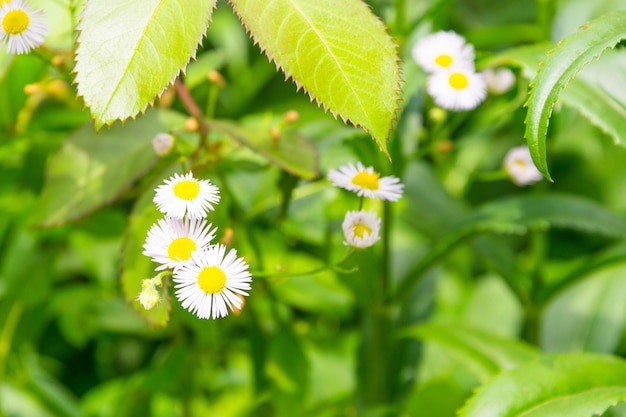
524,10,626,180
458,353,626,417
396,193,626,298
74,0,216,128
401,323,537,377
541,261,626,354
30,110,184,227
229,0,401,156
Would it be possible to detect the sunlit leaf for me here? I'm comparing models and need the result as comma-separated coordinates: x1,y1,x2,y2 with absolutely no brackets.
230,0,401,156
524,10,626,180
459,353,626,417
74,0,217,128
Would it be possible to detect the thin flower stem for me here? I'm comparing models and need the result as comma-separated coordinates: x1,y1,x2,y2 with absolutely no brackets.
251,249,357,278
473,169,508,182
174,78,209,159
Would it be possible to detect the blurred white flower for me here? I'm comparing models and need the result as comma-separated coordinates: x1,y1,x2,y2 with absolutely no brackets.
427,68,486,111
152,133,175,156
143,217,217,271
173,244,252,320
483,67,516,95
154,171,220,219
504,146,543,186
411,30,475,73
328,162,404,201
0,0,47,54
342,210,381,249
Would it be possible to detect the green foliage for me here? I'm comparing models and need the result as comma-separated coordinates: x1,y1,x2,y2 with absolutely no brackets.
74,0,217,128
6,1,626,417
524,10,626,180
459,354,626,417
30,109,184,227
229,0,401,156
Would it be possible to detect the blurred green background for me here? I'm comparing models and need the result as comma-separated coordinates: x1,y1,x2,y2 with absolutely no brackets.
3,0,626,416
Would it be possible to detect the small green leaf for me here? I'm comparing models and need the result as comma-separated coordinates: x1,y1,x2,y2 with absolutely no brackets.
31,110,183,227
524,10,626,180
74,0,217,127
401,323,537,377
120,168,177,327
229,0,401,156
459,353,626,417
211,119,319,179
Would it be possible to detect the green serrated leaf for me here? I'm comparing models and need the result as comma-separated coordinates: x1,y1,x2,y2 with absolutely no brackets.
401,323,537,377
459,353,626,417
30,110,183,227
229,0,400,156
211,119,319,179
560,50,626,146
74,0,217,127
524,10,626,180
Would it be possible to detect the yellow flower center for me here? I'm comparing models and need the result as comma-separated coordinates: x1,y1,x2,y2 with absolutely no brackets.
514,158,527,168
197,266,227,294
173,180,200,200
2,9,29,35
352,170,379,190
435,54,453,67
353,223,372,239
449,73,469,90
167,237,196,261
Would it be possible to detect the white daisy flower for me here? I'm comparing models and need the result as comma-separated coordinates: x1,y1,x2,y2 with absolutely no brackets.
152,133,175,156
0,0,47,55
154,171,220,219
411,30,475,73
427,68,486,111
173,244,252,320
504,146,543,186
143,217,217,271
328,162,404,201
483,67,516,95
342,210,381,249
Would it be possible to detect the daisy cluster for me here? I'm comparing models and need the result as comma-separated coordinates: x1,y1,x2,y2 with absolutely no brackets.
411,31,486,111
140,172,252,320
328,162,404,248
0,0,47,55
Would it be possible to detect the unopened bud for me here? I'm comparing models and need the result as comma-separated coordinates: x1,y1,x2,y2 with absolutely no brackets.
207,70,226,88
24,83,41,95
428,107,447,123
152,133,175,156
45,80,70,100
138,279,161,310
436,140,453,154
283,110,299,124
270,127,280,145
220,227,233,246
51,55,65,68
184,117,200,132
231,294,246,316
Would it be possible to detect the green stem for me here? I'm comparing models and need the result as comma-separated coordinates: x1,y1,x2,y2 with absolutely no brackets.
361,201,393,411
0,302,24,385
